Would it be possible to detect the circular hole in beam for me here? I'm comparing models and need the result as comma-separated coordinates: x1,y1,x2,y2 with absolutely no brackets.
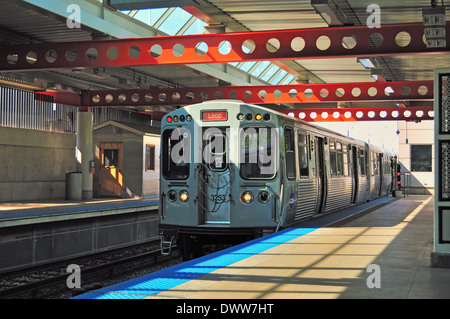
26,51,37,64
66,49,78,62
173,43,185,57
316,35,331,51
291,37,305,52
242,40,255,54
195,42,208,56
46,49,58,63
150,44,162,58
219,40,231,55
342,35,357,49
85,48,97,61
7,52,18,64
395,31,411,47
368,33,383,48
129,45,140,59
266,38,280,53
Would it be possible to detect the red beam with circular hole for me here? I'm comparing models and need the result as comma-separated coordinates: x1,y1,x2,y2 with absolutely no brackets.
82,81,433,107
278,106,434,122
1,22,449,71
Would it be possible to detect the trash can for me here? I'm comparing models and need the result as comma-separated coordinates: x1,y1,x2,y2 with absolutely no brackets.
66,172,82,200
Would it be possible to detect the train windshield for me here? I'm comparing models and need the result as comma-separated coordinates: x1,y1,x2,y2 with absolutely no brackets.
162,128,190,180
239,127,277,179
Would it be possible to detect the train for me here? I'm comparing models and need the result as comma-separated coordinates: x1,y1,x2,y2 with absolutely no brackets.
158,100,397,259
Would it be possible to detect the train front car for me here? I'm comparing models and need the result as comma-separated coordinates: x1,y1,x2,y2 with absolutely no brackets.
159,101,282,259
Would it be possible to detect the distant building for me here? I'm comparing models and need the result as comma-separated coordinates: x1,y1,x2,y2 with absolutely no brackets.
397,120,434,195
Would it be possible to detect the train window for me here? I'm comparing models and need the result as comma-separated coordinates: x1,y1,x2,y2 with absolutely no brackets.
372,152,378,176
240,127,276,179
145,144,155,171
336,142,344,176
359,149,366,176
162,128,190,180
285,128,296,180
329,139,337,177
343,145,350,176
298,132,309,178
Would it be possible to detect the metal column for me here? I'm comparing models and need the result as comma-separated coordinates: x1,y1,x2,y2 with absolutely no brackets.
433,68,450,267
76,109,94,199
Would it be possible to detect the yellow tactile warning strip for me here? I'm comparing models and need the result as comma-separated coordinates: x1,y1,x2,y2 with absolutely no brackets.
148,195,444,299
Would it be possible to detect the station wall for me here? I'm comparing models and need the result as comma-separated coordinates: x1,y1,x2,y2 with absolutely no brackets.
397,120,434,194
0,126,76,201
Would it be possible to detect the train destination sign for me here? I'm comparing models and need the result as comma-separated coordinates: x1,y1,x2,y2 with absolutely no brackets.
202,111,228,121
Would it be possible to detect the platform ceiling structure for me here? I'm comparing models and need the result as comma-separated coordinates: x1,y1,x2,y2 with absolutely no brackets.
0,0,446,121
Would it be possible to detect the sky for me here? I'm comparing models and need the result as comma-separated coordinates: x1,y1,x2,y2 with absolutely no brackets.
315,121,400,153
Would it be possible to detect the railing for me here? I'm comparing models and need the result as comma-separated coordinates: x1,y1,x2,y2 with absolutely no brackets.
0,86,155,134
0,87,77,133
400,172,412,197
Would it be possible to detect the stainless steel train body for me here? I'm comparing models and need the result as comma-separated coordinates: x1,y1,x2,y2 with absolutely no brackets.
158,100,396,258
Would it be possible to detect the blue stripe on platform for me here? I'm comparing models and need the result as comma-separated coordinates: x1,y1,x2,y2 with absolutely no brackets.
0,200,159,220
74,227,317,299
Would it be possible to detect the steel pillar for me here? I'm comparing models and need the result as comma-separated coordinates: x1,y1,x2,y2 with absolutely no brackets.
76,110,94,199
1,23,449,71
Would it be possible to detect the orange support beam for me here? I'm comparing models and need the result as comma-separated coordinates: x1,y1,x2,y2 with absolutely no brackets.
1,23,449,71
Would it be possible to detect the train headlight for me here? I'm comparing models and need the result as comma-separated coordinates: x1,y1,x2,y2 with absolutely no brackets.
241,191,254,204
167,190,177,202
179,190,189,202
258,191,270,203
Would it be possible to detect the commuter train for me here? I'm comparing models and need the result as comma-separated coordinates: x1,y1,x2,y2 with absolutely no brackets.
158,100,397,259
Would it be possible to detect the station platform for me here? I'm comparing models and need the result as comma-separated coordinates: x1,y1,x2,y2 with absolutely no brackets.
0,198,159,227
75,195,450,299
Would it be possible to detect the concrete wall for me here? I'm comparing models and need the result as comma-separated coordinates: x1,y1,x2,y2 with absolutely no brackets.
398,120,434,194
0,126,76,201
93,125,143,198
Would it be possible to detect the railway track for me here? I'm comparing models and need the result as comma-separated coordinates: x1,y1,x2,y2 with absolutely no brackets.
0,242,181,299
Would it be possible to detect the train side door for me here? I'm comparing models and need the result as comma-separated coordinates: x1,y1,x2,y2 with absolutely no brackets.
200,127,231,224
351,145,359,204
314,136,326,214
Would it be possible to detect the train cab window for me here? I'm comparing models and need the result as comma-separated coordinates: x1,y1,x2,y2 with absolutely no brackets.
162,128,190,180
205,130,228,171
285,128,296,180
240,127,276,179
298,132,309,178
